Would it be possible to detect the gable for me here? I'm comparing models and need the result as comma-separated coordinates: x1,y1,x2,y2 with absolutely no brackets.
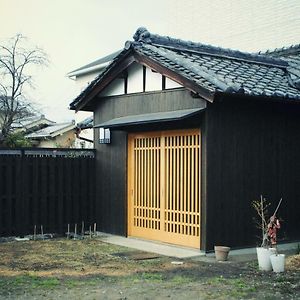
70,28,300,112
100,62,182,97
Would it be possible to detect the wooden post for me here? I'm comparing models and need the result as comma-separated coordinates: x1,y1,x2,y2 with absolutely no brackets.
67,224,70,239
34,225,36,241
41,225,44,240
81,221,84,236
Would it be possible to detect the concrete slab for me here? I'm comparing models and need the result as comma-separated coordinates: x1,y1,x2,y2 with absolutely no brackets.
98,233,299,261
99,233,205,258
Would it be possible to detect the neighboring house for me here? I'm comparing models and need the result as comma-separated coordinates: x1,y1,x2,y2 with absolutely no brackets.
12,114,55,134
68,51,121,148
25,121,76,148
70,28,300,252
74,116,94,148
68,50,122,91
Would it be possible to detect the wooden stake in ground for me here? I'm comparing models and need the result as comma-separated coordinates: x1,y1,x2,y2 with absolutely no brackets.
41,225,44,240
74,223,77,239
81,221,84,236
67,224,70,238
34,225,36,241
93,223,96,236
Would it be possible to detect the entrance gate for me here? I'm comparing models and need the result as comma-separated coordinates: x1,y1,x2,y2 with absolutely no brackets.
128,129,201,248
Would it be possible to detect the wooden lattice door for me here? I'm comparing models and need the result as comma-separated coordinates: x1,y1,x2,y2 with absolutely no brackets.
128,129,201,248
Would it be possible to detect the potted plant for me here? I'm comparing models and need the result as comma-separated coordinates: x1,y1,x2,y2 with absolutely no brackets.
214,246,231,261
252,196,283,271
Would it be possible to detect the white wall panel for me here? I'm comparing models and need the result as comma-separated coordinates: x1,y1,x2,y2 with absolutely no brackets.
145,68,162,91
127,63,143,93
165,77,182,89
100,78,124,97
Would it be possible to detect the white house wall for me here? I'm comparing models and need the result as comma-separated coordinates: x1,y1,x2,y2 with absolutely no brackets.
145,68,162,92
165,77,182,89
99,62,183,97
101,78,125,97
127,63,144,94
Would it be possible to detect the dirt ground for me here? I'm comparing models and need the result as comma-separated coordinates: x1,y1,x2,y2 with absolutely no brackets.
0,238,299,299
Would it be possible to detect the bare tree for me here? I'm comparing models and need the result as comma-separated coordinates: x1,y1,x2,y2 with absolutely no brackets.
0,34,48,145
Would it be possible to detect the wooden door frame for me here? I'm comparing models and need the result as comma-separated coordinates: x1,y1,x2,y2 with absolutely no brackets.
127,128,201,248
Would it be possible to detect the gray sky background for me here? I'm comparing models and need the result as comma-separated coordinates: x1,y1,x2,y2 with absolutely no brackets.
0,0,299,122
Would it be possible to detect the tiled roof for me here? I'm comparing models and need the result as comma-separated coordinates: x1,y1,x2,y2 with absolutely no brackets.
77,116,93,129
263,45,300,90
11,115,55,129
26,122,75,139
70,28,300,110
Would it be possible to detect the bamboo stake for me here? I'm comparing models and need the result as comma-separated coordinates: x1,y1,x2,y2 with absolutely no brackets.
34,225,36,241
41,225,44,240
260,195,265,247
81,221,84,236
93,223,96,235
272,198,283,218
67,224,70,239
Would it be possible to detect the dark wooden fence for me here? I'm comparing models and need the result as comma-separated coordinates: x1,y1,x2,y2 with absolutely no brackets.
0,148,96,237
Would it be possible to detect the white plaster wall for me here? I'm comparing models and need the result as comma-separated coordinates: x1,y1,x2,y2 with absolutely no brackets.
165,77,182,89
100,78,124,97
145,68,162,91
127,63,143,93
74,62,184,99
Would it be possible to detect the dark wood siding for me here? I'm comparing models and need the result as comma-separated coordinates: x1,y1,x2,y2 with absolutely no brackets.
0,149,96,237
94,89,206,236
205,96,300,251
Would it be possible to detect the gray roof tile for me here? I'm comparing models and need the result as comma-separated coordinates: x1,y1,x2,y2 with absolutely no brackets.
70,28,300,110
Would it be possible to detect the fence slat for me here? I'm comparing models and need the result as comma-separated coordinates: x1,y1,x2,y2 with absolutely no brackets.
0,149,95,237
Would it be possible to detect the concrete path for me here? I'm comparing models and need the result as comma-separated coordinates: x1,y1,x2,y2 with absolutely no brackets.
99,233,204,258
98,232,299,261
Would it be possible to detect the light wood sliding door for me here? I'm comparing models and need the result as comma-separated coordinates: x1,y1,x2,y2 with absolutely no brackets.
128,129,201,248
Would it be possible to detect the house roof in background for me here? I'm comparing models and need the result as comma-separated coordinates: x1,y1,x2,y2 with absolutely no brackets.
25,121,75,139
70,28,300,111
68,50,122,78
12,115,55,130
77,116,93,129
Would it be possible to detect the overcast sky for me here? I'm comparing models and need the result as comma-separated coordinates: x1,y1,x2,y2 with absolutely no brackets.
0,0,299,122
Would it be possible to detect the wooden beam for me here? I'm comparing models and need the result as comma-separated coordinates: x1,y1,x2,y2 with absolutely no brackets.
133,52,215,103
76,53,135,111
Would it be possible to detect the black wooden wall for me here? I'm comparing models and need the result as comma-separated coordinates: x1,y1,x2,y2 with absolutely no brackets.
205,96,300,251
0,149,96,237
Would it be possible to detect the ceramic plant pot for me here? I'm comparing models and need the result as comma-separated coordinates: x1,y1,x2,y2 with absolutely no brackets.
214,246,230,261
256,247,277,271
270,254,285,273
